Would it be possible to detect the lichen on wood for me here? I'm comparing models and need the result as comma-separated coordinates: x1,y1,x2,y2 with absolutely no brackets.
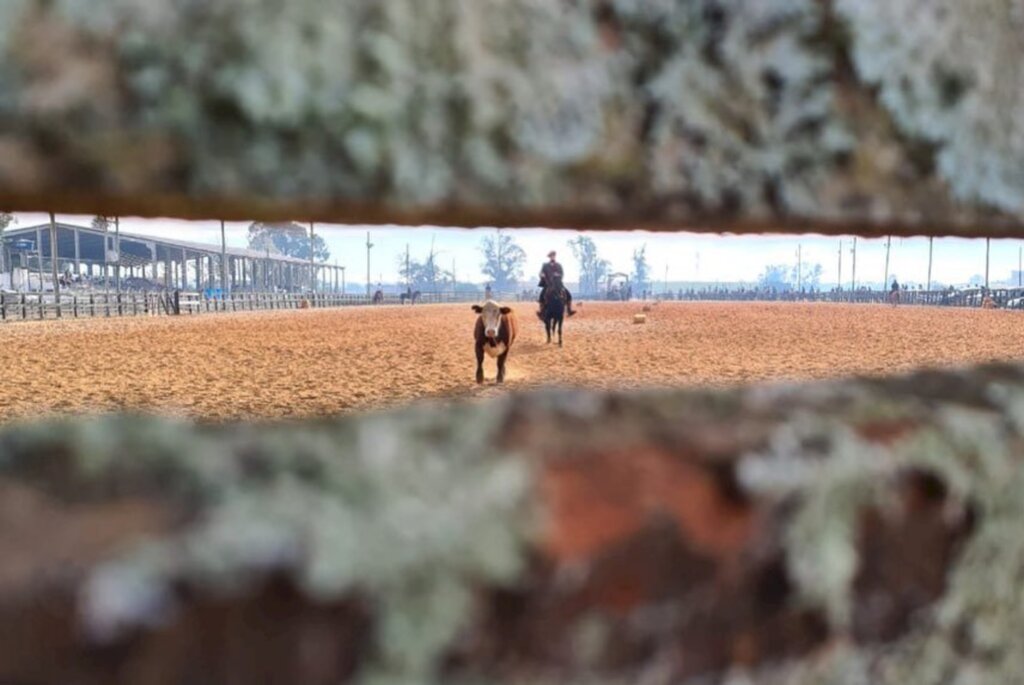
1,0,1023,236
3,364,1024,683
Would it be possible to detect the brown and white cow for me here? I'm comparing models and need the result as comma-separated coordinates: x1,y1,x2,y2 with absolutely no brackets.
472,300,517,384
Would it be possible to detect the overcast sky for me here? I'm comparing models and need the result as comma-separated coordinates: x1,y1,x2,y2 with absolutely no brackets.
9,213,1023,288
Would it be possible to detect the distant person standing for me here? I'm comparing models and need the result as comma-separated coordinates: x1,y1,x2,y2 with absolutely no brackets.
485,283,493,300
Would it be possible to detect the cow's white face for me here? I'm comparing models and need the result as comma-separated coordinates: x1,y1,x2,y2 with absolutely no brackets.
472,300,510,340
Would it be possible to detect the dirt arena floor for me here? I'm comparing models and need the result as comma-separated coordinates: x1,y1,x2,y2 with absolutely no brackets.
1,302,1023,422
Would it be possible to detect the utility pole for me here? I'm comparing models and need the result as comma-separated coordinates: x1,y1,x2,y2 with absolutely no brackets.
850,237,857,294
985,237,991,289
452,258,457,294
220,220,228,295
341,266,346,295
496,229,503,293
663,264,669,296
883,235,892,289
837,240,843,290
114,215,121,294
927,236,934,290
405,243,411,294
1018,245,1022,288
366,231,373,296
429,234,437,295
796,243,802,291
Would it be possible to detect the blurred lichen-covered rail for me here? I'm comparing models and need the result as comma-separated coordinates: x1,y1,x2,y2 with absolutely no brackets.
1,366,1023,684
2,0,1024,238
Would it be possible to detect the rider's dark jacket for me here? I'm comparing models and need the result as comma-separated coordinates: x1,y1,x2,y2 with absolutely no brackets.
539,261,564,288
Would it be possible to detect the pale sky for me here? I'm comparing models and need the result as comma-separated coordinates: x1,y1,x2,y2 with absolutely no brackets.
9,213,1024,288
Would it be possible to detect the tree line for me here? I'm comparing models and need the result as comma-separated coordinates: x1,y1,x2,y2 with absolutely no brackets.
244,222,652,295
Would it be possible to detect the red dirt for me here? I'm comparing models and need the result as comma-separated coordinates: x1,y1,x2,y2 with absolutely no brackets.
0,301,1022,422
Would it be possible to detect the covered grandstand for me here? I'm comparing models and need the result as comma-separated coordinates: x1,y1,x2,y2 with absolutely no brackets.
0,222,345,293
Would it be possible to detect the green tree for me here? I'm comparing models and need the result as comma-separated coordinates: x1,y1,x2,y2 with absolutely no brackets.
569,236,610,296
631,244,651,294
479,230,526,291
247,222,330,262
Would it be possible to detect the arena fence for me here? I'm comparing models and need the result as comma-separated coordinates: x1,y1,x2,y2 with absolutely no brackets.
661,287,1024,308
2,286,1019,323
0,289,524,322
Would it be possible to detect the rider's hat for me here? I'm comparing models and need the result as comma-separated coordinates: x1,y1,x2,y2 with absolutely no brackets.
548,250,557,258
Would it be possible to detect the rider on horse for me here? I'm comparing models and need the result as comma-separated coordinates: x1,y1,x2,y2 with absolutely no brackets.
890,277,900,305
537,251,577,321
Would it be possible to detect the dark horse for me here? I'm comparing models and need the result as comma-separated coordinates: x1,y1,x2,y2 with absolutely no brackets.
372,289,385,305
400,290,421,305
540,285,566,347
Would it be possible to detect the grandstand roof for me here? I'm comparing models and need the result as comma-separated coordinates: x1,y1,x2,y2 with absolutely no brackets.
5,222,313,265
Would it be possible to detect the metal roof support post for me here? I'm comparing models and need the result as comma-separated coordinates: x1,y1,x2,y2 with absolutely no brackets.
220,220,229,295
114,216,120,295
35,225,43,293
309,222,316,293
49,213,59,300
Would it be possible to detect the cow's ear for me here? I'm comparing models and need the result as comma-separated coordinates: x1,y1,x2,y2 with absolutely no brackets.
471,305,483,313
499,307,512,315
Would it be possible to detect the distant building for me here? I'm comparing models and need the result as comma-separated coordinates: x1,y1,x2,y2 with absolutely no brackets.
2,222,342,293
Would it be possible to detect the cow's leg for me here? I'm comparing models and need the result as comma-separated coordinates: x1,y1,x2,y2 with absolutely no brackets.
475,344,485,384
497,351,508,384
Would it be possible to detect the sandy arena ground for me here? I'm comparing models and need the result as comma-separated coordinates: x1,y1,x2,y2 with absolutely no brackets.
1,302,1022,422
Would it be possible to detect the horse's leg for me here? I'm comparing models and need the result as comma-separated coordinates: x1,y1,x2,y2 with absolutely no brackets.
475,344,485,384
545,317,552,343
558,316,563,347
